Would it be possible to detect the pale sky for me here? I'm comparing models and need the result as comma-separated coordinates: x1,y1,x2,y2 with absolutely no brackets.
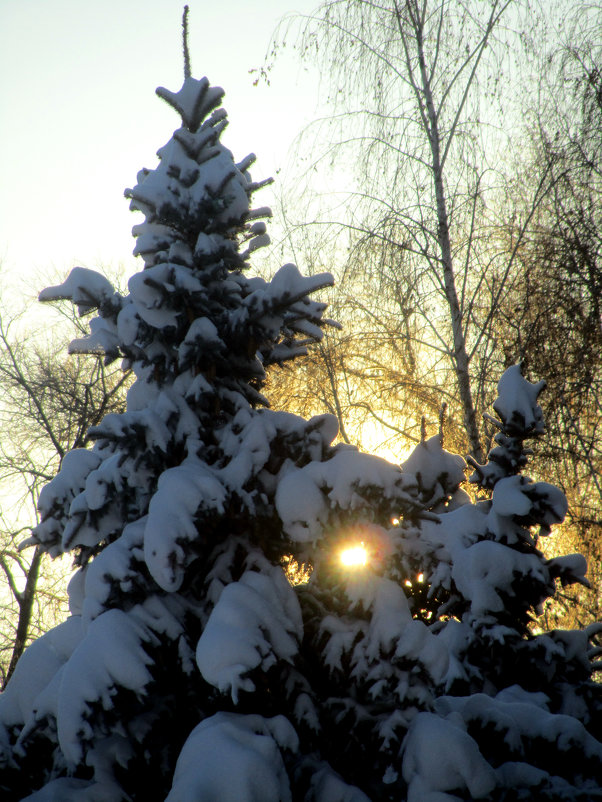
0,0,320,291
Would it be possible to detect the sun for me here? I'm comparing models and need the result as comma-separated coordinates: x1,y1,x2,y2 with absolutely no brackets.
339,543,369,568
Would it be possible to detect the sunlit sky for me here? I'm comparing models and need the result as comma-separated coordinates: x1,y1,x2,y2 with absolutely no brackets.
0,0,405,463
0,0,320,289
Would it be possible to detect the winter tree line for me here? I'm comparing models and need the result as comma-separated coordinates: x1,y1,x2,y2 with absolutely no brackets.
0,1,601,798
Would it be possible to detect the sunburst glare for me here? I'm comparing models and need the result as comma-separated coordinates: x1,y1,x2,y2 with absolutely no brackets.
339,543,369,568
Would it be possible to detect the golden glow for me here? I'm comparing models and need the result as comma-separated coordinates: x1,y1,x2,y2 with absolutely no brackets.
340,544,368,568
281,555,312,586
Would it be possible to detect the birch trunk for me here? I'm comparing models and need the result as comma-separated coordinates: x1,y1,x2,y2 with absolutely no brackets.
412,4,485,462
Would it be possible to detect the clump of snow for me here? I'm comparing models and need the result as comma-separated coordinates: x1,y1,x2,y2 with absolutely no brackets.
0,617,83,733
493,365,546,435
490,475,534,517
144,459,226,591
394,620,450,685
402,435,467,510
31,449,103,554
39,267,117,316
452,540,550,616
82,520,145,621
276,450,415,542
116,302,140,347
57,610,156,764
491,475,567,529
402,712,497,800
69,315,120,357
244,263,333,315
436,690,602,762
275,468,330,542
547,552,589,587
165,712,297,802
156,76,225,133
196,569,302,702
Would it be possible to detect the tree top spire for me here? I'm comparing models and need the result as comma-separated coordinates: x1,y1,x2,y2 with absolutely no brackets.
182,5,191,80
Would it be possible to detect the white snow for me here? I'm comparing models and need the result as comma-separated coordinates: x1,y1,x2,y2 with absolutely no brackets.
0,617,83,730
38,267,117,315
276,449,412,542
319,615,364,673
493,365,546,433
401,435,467,504
265,263,333,302
195,231,232,257
196,569,302,702
490,475,534,517
548,552,589,586
116,301,140,346
144,459,226,591
275,466,330,542
435,690,602,761
69,315,120,356
394,620,450,685
128,127,251,240
234,264,334,342
452,540,549,616
128,266,181,329
37,449,102,518
32,449,103,553
165,712,297,802
156,76,225,132
82,519,145,621
182,316,221,347
57,609,156,764
491,475,568,528
355,576,412,660
402,712,497,800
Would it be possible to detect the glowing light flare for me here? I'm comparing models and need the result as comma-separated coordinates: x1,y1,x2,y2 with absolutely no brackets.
339,543,369,568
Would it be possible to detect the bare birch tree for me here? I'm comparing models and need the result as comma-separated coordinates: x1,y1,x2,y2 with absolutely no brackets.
269,0,560,461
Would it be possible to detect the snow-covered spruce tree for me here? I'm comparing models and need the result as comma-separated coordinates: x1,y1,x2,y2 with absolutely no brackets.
0,66,426,799
396,366,602,800
0,55,601,802
271,367,602,801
